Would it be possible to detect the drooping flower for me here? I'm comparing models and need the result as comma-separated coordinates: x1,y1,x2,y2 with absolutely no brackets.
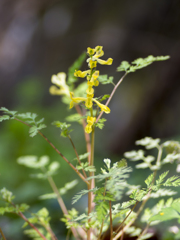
49,72,70,97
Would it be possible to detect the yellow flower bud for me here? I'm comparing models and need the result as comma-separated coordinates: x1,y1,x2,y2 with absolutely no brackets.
87,47,95,55
89,60,97,69
85,124,92,134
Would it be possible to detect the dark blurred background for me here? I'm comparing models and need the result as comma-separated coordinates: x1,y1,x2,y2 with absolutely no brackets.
0,0,180,239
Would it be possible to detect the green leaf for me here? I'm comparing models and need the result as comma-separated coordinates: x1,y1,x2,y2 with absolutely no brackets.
95,118,106,130
164,176,180,187
29,125,38,137
65,113,82,123
149,207,180,222
135,137,160,149
117,61,130,72
155,171,169,186
0,115,10,122
74,152,90,161
136,162,149,169
98,75,114,85
17,155,49,169
145,173,154,187
52,121,72,137
0,107,17,116
98,94,110,102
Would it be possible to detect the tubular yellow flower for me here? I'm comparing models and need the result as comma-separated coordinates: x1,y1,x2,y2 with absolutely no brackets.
50,72,70,96
69,92,86,109
74,70,90,78
93,99,110,114
97,58,113,65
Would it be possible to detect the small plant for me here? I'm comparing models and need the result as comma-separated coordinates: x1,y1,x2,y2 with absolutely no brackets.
1,46,180,240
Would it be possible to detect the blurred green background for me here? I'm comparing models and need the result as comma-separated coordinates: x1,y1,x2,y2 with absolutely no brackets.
0,0,180,239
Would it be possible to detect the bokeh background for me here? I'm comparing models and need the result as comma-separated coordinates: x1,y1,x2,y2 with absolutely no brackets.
0,0,180,239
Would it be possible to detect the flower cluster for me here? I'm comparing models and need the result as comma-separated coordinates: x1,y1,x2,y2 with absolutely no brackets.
70,46,113,133
49,46,113,134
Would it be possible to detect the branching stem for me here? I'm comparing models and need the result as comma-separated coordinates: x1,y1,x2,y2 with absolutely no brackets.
68,135,87,179
96,72,127,123
0,228,7,240
14,117,89,185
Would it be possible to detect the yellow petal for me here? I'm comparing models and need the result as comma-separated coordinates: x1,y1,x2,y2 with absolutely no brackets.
93,99,110,114
85,98,93,108
97,58,113,65
85,124,92,134
74,70,90,78
86,86,94,95
87,116,96,125
87,47,95,55
49,86,62,95
89,60,97,69
92,71,99,80
51,72,66,86
70,101,74,109
94,46,104,58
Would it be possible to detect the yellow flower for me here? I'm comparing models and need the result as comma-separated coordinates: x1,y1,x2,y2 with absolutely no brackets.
86,86,94,95
49,72,70,96
94,46,104,58
93,99,110,114
74,70,90,78
85,116,96,133
85,98,93,108
87,47,95,56
89,60,97,69
85,124,92,134
69,92,86,109
96,58,113,65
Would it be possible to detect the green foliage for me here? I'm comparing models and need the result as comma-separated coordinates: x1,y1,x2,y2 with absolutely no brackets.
94,118,106,130
117,55,170,73
98,75,114,85
52,121,73,137
0,47,175,240
39,180,78,200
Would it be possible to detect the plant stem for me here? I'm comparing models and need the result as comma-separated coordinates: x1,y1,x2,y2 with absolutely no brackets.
87,126,95,240
115,201,139,235
17,211,48,240
0,228,7,240
14,117,89,185
47,175,81,240
68,135,87,179
109,201,113,240
96,72,127,123
97,220,104,240
136,222,151,240
74,105,91,165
